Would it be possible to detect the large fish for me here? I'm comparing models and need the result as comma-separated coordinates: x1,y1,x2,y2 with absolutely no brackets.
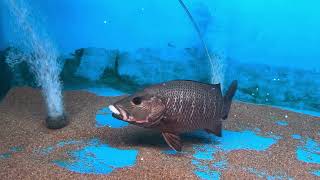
109,80,238,151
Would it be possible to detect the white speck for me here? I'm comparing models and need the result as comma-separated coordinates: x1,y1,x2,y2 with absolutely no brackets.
273,78,276,81
234,114,237,117
141,157,144,161
252,93,255,96
109,105,120,114
267,93,269,96
266,98,269,101
141,7,144,11
103,20,107,24
256,87,259,91
285,115,288,118
277,78,280,81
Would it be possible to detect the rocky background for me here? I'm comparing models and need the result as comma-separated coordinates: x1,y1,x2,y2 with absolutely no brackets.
0,47,319,114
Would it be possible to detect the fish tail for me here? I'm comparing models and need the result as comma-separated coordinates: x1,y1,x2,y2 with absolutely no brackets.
221,80,238,120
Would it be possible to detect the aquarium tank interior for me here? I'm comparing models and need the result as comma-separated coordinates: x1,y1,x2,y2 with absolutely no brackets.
0,0,319,179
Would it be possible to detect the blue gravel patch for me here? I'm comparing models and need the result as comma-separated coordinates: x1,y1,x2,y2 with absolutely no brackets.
296,138,320,164
192,130,279,180
0,146,24,159
291,134,302,140
53,138,138,174
310,169,320,177
276,121,288,126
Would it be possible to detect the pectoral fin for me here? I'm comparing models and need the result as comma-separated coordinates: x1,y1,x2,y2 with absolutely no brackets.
162,132,182,151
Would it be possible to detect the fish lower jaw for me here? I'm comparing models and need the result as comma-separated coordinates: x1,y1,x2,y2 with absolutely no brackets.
127,116,148,123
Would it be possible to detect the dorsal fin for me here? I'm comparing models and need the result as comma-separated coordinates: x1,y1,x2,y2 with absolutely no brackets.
167,80,221,89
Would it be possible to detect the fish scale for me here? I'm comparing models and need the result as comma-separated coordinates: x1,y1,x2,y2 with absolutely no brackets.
153,81,221,132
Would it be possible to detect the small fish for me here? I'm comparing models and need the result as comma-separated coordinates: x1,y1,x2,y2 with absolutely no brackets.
109,80,238,151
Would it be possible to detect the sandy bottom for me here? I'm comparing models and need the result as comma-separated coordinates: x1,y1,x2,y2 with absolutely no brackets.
0,87,319,180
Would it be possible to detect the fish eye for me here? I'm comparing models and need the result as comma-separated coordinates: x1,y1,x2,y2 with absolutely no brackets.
132,97,142,105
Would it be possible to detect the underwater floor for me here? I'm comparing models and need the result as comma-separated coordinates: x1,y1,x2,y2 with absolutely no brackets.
0,87,319,179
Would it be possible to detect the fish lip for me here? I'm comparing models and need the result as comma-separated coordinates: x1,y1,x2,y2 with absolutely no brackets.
109,104,129,121
112,113,123,120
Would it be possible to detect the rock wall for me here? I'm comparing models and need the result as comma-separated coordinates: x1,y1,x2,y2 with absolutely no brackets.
2,47,319,114
117,48,211,85
225,61,320,113
0,49,13,100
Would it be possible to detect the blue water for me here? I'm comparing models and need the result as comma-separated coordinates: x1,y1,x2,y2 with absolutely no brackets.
1,0,320,116
84,87,125,97
2,0,320,71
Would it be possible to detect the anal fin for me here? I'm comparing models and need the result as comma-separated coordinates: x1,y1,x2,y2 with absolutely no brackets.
205,120,222,137
162,132,182,151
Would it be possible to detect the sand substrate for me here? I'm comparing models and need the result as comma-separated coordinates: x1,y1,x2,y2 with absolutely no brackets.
0,87,319,180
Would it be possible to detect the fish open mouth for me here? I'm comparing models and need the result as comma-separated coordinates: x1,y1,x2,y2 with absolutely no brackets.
109,105,129,121
111,112,123,120
109,105,149,124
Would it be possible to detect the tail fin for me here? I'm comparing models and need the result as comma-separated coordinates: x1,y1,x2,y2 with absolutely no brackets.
221,80,238,120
